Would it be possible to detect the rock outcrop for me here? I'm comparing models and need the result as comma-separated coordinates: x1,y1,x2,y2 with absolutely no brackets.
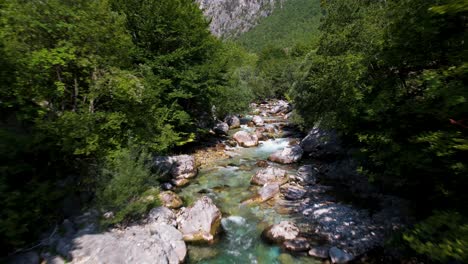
176,196,222,243
69,223,186,264
300,127,342,158
196,0,279,38
268,145,303,164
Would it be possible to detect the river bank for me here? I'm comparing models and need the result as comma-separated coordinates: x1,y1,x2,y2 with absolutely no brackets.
11,100,413,264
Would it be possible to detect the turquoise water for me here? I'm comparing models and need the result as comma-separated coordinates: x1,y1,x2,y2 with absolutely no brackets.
179,136,321,264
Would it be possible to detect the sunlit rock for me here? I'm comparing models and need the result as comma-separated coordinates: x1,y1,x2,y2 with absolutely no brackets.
233,131,259,147
251,166,288,185
176,196,222,243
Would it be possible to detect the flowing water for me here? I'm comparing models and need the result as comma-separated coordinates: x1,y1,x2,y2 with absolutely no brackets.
179,118,322,264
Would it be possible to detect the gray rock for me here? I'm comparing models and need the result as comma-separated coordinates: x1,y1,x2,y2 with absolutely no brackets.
252,115,264,126
280,184,307,200
295,165,318,185
283,237,310,252
148,206,177,226
196,0,277,38
225,115,240,129
213,122,229,135
300,127,342,158
8,251,39,264
268,145,303,164
159,191,183,209
152,155,197,187
262,221,299,243
258,183,280,202
176,196,222,243
251,166,288,186
308,246,330,259
270,100,291,115
233,131,259,148
329,247,354,264
69,223,186,264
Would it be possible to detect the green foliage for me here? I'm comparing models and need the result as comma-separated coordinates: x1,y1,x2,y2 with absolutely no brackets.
404,211,468,262
237,0,322,52
291,0,468,260
97,147,160,225
0,0,254,254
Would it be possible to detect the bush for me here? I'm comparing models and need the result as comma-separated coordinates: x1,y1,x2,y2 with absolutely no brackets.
404,211,468,262
97,147,161,225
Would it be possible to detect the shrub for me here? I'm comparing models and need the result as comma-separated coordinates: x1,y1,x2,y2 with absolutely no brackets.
97,147,161,225
404,211,468,262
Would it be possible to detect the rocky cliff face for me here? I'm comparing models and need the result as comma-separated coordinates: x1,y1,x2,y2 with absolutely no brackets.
196,0,281,38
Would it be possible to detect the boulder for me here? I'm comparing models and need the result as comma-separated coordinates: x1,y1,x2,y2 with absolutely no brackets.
252,116,264,126
257,183,280,202
176,196,222,243
69,223,186,264
152,155,197,187
308,246,330,259
269,100,292,115
300,127,342,158
213,122,229,135
280,184,307,200
224,115,240,129
251,167,288,186
262,221,299,243
148,206,177,226
268,145,303,164
158,191,183,209
233,131,259,148
329,247,354,264
294,165,318,185
283,237,310,252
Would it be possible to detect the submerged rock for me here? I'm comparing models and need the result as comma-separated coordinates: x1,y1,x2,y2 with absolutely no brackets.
158,191,183,209
300,127,342,158
225,115,241,129
176,196,222,243
233,131,259,147
213,122,229,135
251,166,288,186
262,221,300,243
268,145,303,164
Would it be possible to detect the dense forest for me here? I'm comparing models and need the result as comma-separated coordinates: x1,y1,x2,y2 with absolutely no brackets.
0,0,467,263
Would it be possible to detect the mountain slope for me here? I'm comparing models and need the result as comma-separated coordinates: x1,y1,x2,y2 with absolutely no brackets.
236,0,323,52
196,0,279,38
